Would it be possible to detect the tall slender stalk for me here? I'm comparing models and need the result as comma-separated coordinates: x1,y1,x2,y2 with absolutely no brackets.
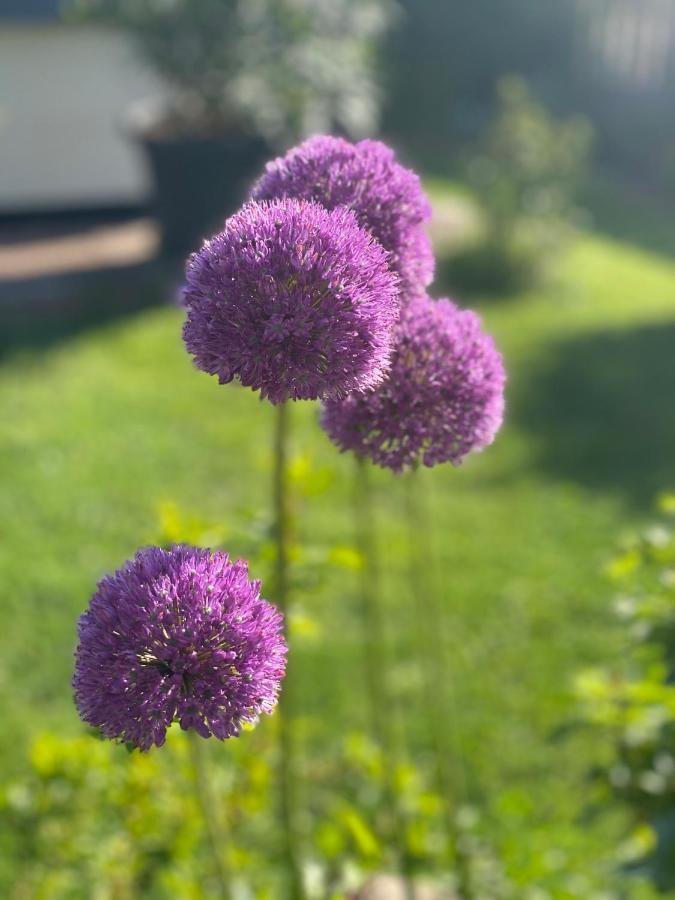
188,729,232,899
353,457,391,746
403,469,471,897
273,401,305,900
353,456,414,900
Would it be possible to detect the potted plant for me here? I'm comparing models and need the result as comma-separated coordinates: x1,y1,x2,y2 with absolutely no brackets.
66,0,393,257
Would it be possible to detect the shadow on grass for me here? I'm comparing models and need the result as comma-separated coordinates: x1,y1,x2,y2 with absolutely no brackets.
433,247,533,303
514,321,675,507
0,262,177,362
581,176,675,260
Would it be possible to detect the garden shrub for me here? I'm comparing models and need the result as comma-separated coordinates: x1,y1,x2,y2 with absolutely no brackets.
446,76,592,296
575,495,675,892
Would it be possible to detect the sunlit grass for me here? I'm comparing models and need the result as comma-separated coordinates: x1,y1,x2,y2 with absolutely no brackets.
1,214,675,893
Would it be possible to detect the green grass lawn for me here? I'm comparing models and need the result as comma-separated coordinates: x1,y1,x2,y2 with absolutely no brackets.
1,203,675,895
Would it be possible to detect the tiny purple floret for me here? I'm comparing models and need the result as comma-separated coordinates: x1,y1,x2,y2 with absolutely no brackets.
252,135,434,295
73,546,287,751
321,294,506,473
182,198,400,403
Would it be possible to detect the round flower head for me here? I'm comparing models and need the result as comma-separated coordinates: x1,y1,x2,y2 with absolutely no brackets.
252,135,434,295
73,546,287,751
321,294,506,473
182,198,400,403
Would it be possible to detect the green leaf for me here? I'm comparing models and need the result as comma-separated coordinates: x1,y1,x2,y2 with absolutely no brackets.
327,546,364,571
337,806,381,860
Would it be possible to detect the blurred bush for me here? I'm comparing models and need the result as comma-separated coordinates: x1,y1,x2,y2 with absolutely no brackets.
384,0,675,187
0,727,515,898
67,0,394,144
0,728,235,897
383,0,577,169
575,494,675,892
445,77,592,296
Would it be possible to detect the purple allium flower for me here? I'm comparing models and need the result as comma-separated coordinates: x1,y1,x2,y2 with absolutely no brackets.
252,135,434,295
73,546,287,751
182,199,400,404
321,294,506,473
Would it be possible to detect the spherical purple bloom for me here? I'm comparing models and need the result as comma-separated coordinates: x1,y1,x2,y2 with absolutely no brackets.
182,199,400,404
73,546,287,751
252,135,434,295
321,294,506,473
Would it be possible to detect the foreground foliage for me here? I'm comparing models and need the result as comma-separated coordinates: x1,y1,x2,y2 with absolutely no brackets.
576,497,675,893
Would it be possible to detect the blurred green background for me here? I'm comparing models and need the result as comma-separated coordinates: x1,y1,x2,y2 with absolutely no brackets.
1,1,675,897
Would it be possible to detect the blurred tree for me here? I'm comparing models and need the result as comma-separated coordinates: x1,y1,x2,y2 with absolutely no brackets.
67,0,394,144
445,76,592,295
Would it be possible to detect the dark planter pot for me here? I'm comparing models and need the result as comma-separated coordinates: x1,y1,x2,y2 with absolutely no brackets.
139,132,269,259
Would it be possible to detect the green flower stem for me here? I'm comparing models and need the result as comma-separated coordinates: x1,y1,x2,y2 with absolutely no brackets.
353,456,390,746
188,729,232,899
354,456,414,900
273,401,305,900
403,468,471,897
